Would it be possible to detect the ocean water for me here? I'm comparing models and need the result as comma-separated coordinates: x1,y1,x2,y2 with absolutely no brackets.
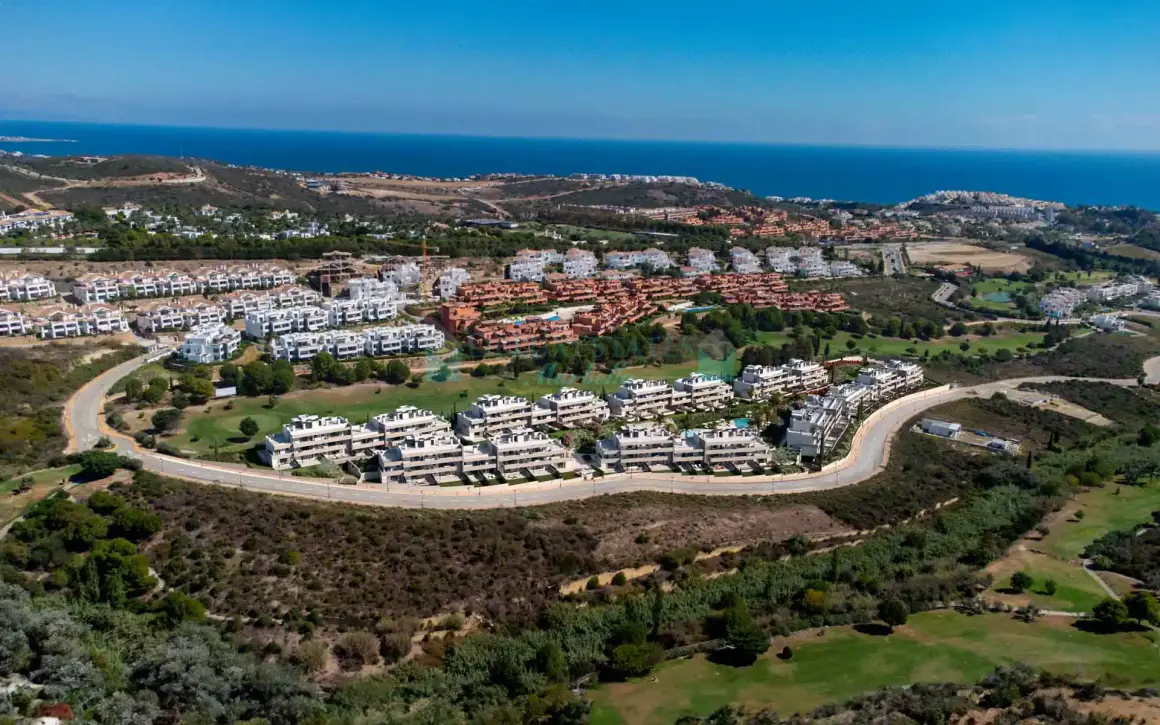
4,120,1160,209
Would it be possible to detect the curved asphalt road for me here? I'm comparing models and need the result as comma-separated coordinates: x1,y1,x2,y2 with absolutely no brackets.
67,353,1160,510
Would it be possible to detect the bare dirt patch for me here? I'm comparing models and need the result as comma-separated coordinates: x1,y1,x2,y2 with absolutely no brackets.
907,241,1030,273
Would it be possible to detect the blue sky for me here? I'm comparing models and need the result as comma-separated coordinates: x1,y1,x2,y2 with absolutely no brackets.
3,0,1160,149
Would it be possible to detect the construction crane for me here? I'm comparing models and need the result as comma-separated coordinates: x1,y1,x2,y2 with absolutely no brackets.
419,237,435,301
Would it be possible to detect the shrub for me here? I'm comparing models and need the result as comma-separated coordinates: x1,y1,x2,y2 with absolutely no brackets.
239,417,260,439
586,576,601,590
150,408,183,434
336,631,380,666
611,572,628,586
1009,571,1033,593
293,639,329,673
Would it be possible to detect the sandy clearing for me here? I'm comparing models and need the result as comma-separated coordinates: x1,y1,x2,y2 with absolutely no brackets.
907,241,1030,273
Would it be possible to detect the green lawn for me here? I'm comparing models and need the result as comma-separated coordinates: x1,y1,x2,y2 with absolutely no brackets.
991,556,1108,613
588,611,1160,725
1039,482,1160,561
0,465,82,494
755,328,1045,359
170,360,716,458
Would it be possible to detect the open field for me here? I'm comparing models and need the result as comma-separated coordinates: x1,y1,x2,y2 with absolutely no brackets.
1107,243,1160,262
169,360,711,458
984,547,1107,613
755,327,1046,359
906,241,1030,273
588,610,1160,725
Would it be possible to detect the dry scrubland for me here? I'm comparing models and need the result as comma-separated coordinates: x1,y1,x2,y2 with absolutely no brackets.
906,240,1030,272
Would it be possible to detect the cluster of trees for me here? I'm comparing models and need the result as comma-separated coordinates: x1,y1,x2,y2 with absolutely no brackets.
535,323,670,376
308,352,412,386
1089,591,1160,630
1085,520,1160,590
220,358,296,396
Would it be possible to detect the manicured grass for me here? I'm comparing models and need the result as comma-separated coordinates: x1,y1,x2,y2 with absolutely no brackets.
756,328,1045,359
1039,482,1160,561
991,555,1108,613
1107,244,1160,262
588,611,1160,725
170,360,713,457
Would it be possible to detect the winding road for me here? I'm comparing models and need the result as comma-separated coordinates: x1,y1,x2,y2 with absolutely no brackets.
66,353,1160,510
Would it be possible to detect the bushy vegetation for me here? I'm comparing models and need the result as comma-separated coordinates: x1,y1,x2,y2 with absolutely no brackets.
1023,381,1160,430
1085,523,1160,589
0,344,141,478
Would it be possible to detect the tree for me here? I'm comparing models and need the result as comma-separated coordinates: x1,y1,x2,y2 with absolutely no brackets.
151,408,183,434
123,377,143,401
1124,591,1160,626
432,364,452,382
605,642,664,680
239,417,260,440
1009,571,1033,593
110,506,162,541
218,362,239,386
270,360,296,394
182,376,215,405
1043,578,1058,596
155,591,206,626
79,450,123,480
383,360,410,385
310,352,336,382
949,322,968,337
538,642,568,683
240,361,273,396
1091,597,1129,629
722,599,769,664
877,598,909,632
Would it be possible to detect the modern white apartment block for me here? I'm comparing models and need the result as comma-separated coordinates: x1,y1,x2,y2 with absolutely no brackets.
135,301,226,332
1087,281,1143,302
1089,313,1125,332
326,296,401,327
563,249,598,279
263,407,451,470
181,323,242,363
0,272,58,302
0,307,32,336
220,285,322,318
786,360,924,457
732,359,828,401
382,261,421,288
673,373,735,411
362,324,444,356
729,247,763,274
32,304,129,339
269,324,445,361
490,427,571,477
1038,288,1087,319
270,329,367,361
535,387,611,428
687,247,719,273
854,359,923,398
72,265,296,304
508,251,547,282
197,264,295,292
829,261,865,278
346,277,400,300
71,275,121,304
605,378,692,419
0,209,73,235
244,305,329,338
595,423,771,471
438,267,470,299
456,394,554,438
604,248,673,270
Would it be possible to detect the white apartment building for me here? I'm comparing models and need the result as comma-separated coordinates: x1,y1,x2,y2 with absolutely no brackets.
0,307,32,336
263,407,450,470
604,248,673,270
563,249,598,279
673,373,735,411
1087,281,1143,302
362,324,444,356
378,434,474,484
135,301,226,332
382,262,421,288
181,323,241,363
787,360,924,457
765,247,834,278
605,378,692,419
197,264,295,292
269,324,444,361
326,296,401,327
71,275,121,304
1090,313,1125,332
855,359,924,398
595,423,771,471
32,304,129,339
244,305,329,338
535,387,611,428
456,394,554,438
0,209,74,235
490,427,571,477
729,247,763,274
687,247,719,273
270,329,366,361
733,359,828,401
0,272,57,302
1038,288,1087,319
508,252,546,282
220,286,321,318
376,427,570,484
438,267,470,299
347,277,400,300
829,261,865,278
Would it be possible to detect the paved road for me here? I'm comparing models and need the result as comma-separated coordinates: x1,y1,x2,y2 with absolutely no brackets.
67,353,1160,510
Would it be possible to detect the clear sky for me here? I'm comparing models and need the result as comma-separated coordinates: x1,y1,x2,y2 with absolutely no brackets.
3,0,1160,150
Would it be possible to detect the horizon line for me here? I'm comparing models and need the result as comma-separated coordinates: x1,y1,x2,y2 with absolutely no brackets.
4,117,1160,157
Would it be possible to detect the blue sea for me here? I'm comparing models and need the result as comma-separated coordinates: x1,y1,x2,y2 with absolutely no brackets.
4,119,1160,209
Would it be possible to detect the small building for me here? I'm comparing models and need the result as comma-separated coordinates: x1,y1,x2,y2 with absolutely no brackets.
181,323,241,363
920,418,961,438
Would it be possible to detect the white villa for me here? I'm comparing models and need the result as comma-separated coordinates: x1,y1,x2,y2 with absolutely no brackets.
181,323,242,363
